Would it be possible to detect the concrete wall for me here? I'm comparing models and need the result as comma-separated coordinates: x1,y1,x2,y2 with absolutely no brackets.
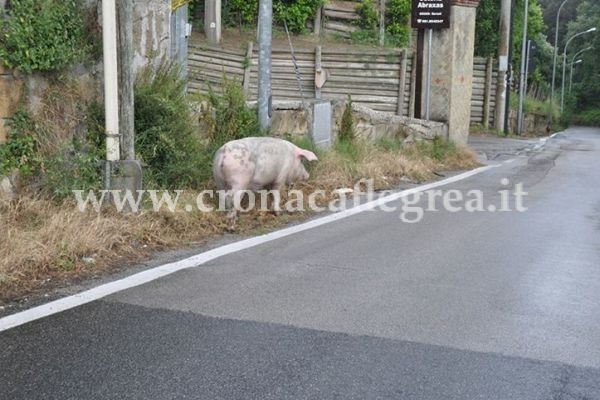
133,0,172,72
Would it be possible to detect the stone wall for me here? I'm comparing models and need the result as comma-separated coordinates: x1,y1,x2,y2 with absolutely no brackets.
269,100,448,142
0,1,175,143
0,65,23,141
508,110,549,136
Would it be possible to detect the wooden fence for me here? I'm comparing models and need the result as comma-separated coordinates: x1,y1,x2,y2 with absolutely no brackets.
188,41,498,126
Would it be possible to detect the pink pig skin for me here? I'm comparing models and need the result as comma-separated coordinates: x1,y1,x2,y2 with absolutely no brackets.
213,137,318,230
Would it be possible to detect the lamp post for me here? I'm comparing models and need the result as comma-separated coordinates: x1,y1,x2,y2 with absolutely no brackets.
561,27,597,112
571,46,593,67
569,59,583,93
568,47,592,92
551,0,569,108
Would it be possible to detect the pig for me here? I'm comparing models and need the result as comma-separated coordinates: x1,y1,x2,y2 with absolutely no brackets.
213,137,318,230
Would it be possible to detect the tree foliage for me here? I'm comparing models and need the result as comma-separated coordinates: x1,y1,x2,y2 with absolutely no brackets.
563,0,600,113
475,0,547,59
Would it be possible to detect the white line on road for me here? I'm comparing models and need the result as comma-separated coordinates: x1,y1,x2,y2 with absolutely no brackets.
0,164,500,332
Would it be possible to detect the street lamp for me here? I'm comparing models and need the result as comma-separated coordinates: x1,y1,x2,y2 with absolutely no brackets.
568,46,592,92
561,27,597,112
551,0,569,108
571,46,593,66
569,59,583,93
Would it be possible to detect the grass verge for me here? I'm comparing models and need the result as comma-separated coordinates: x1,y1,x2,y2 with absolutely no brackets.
0,138,479,305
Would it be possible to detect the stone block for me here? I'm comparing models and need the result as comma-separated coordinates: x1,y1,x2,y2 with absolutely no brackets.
311,100,332,149
0,118,7,142
0,75,23,117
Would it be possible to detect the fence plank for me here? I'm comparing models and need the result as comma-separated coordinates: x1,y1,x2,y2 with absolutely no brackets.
188,42,499,125
397,50,407,116
482,57,493,128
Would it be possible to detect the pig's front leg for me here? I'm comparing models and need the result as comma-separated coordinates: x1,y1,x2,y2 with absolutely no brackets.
270,183,284,216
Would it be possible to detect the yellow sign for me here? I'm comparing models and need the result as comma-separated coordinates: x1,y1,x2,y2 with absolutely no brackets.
171,0,189,11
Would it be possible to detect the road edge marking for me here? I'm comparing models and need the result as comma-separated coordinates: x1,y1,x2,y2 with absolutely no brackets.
1,164,500,332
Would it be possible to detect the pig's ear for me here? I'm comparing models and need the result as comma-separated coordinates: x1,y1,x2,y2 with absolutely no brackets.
295,148,318,161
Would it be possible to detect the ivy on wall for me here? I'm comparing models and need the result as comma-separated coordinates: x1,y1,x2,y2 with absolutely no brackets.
0,0,87,73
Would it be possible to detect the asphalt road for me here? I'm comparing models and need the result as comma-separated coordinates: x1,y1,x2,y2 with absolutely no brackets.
2,127,600,399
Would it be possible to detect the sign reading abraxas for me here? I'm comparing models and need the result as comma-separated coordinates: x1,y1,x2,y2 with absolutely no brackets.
411,0,450,29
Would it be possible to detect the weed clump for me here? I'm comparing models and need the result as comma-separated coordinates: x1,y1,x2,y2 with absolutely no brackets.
134,62,206,188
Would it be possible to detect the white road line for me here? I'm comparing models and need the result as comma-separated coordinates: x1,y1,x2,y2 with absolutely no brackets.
0,164,500,332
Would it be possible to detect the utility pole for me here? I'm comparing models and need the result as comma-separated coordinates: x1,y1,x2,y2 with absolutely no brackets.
102,0,120,178
117,0,134,161
517,0,529,135
503,0,516,135
204,0,221,44
379,0,385,47
102,0,141,204
494,0,511,132
257,0,272,130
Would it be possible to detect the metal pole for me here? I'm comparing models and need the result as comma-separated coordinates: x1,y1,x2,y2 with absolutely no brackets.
504,0,516,135
561,28,596,112
524,41,531,90
517,0,529,135
551,0,569,109
379,0,385,47
425,29,432,120
257,0,272,130
495,0,511,131
569,59,582,92
571,46,593,66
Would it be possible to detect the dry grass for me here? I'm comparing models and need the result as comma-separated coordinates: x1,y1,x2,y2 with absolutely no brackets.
0,139,479,304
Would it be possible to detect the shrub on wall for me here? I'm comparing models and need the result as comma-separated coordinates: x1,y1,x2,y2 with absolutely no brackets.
134,62,206,188
223,0,324,33
354,0,410,48
385,0,410,47
0,0,87,73
356,0,379,30
274,0,324,33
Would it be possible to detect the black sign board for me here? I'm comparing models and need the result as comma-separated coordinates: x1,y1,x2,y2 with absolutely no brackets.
411,0,450,29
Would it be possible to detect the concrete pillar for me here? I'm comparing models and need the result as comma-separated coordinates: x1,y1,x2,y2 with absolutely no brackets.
427,0,480,146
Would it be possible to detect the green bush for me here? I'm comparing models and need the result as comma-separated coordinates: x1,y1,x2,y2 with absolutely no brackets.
385,0,410,47
353,0,409,47
201,78,261,147
377,136,403,151
274,0,324,33
339,95,356,143
349,29,379,46
223,0,323,33
192,78,262,184
224,0,259,26
417,136,457,161
0,110,40,178
42,103,105,200
134,61,207,188
0,106,105,200
355,0,379,30
0,0,87,73
572,109,600,127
